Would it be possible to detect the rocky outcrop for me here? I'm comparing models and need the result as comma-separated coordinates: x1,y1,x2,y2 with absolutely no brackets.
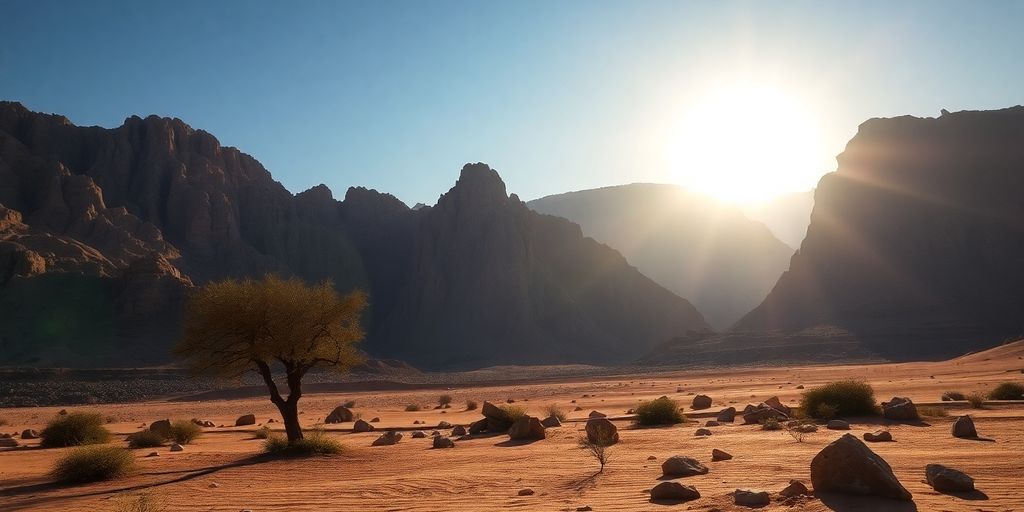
810,434,912,500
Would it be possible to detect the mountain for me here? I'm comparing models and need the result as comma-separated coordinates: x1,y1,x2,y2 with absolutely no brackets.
528,184,794,328
740,190,815,249
0,102,708,368
736,107,1024,358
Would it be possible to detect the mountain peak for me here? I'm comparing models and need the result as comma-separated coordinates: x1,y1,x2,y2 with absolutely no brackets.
437,162,508,209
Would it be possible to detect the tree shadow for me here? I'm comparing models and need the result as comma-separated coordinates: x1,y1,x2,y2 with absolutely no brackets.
816,492,919,511
561,471,601,492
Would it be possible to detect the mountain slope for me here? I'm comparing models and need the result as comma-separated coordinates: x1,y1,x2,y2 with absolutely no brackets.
528,184,794,328
736,107,1024,358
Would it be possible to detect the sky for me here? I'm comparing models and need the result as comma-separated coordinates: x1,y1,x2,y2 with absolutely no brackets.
2,0,1023,206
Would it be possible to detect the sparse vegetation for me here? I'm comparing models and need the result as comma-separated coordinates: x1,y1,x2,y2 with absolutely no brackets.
438,394,453,407
0,418,7,427
762,417,782,431
110,493,167,512
917,406,948,418
785,420,815,442
967,392,986,408
987,382,1024,400
40,411,112,448
499,404,529,423
405,404,422,412
543,404,568,421
577,434,612,472
815,403,839,421
126,430,165,449
254,426,273,439
800,380,878,419
50,446,135,483
634,396,685,426
263,430,343,456
168,420,202,444
942,391,967,401
465,400,478,411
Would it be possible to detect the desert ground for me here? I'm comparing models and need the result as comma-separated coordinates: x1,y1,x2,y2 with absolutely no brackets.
2,341,1023,512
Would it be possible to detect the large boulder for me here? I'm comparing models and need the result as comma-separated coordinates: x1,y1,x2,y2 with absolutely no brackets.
742,404,788,424
325,406,354,424
882,397,919,421
925,464,974,492
482,401,514,432
716,407,736,422
810,434,912,500
20,429,39,439
353,419,375,432
585,418,619,446
371,431,403,446
691,395,712,410
951,415,977,438
650,482,700,502
764,396,791,416
235,414,256,426
661,456,709,477
508,416,545,441
149,419,172,437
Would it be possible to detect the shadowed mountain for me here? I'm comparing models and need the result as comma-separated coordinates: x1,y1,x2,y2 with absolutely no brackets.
740,189,815,249
736,107,1024,358
528,184,794,328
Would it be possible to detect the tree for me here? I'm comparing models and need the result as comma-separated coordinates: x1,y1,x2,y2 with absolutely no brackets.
578,434,612,473
175,276,367,445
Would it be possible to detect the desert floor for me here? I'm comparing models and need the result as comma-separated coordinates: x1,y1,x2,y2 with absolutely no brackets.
2,342,1023,512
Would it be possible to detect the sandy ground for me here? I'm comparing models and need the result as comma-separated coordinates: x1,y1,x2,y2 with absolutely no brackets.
1,341,1023,512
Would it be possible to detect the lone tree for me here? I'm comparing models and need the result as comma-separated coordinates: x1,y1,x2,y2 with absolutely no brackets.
175,276,367,445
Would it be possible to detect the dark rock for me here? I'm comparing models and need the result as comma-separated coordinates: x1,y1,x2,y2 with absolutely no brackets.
650,482,700,501
951,415,977,438
325,406,354,423
432,436,455,449
411,430,426,438
694,428,712,436
882,397,919,421
20,429,38,439
588,411,606,418
691,395,712,410
371,431,403,446
541,415,561,428
779,480,811,497
508,416,545,441
826,420,850,430
353,419,374,432
764,396,791,416
585,418,618,446
810,434,912,500
734,489,770,507
863,430,893,442
451,425,467,436
716,407,736,422
661,455,709,477
711,448,732,461
235,414,256,427
517,488,534,496
925,464,974,492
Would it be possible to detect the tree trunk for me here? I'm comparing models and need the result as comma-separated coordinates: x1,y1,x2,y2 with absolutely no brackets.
255,360,305,445
277,399,303,444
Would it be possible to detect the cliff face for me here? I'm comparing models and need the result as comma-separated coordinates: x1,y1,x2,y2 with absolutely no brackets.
0,102,707,368
736,107,1024,358
528,184,795,329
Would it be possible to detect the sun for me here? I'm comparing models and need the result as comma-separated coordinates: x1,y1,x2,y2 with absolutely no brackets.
668,83,826,204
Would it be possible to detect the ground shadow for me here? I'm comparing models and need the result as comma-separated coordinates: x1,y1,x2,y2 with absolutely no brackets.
561,471,601,492
938,489,988,500
649,498,699,506
958,435,997,442
817,492,919,511
494,438,543,447
842,417,932,428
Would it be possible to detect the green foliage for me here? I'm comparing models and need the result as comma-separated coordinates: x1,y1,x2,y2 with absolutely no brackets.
126,430,165,449
438,394,453,406
987,382,1024,400
168,420,202,444
543,404,568,421
404,404,421,412
263,430,343,456
499,404,529,423
942,391,967,401
762,417,782,431
254,426,273,439
634,396,684,426
50,446,135,484
967,393,986,408
815,403,839,420
41,412,112,448
465,400,478,411
799,380,878,419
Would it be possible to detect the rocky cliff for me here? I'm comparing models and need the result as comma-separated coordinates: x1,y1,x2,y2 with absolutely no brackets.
736,107,1024,358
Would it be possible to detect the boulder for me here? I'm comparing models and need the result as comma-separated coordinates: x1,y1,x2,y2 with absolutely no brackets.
716,407,736,422
149,419,172,437
585,418,619,446
432,436,455,449
235,414,256,427
925,464,975,492
764,396,791,416
541,415,561,428
826,420,850,430
20,429,38,439
170,443,184,452
734,489,770,507
0,437,18,448
588,411,606,418
452,425,467,436
661,455,709,477
704,420,720,427
711,448,732,461
371,431,403,446
743,405,788,424
951,415,977,438
325,406,354,424
482,401,514,432
779,480,811,497
411,430,427,438
694,428,712,436
517,488,534,496
650,482,700,501
469,418,489,434
810,434,912,500
437,421,452,429
691,395,712,410
508,416,545,441
882,397,919,421
353,419,374,432
863,430,893,442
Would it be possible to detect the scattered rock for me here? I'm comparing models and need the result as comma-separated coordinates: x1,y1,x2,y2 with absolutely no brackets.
951,415,978,438
431,430,441,437
149,419,172,437
370,417,381,423
711,449,732,461
325,406,354,424
764,396,791,416
716,407,736,422
796,385,805,389
650,481,700,501
145,451,159,457
432,436,455,449
647,455,657,460
482,401,515,432
411,431,426,438
704,420,720,427
863,430,893,442
541,415,561,428
882,397,919,421
576,506,592,511
209,482,220,488
0,438,18,448
20,429,38,439
437,421,452,429
779,480,810,497
585,418,619,445
508,416,546,441
235,414,256,427
573,406,583,411
353,419,374,432
925,464,975,492
810,434,912,500
371,431,403,446
734,489,770,507
826,420,850,430
469,418,488,434
170,443,183,452
661,455,709,477
588,411,606,419
743,404,788,424
694,428,712,436
452,425,467,436
691,395,712,410
517,488,534,496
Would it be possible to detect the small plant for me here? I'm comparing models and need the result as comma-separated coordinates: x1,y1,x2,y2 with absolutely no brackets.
342,400,356,408
254,426,273,439
815,403,839,420
438,394,453,407
126,430,165,449
543,404,568,422
634,396,684,426
942,391,967,401
168,420,202,444
110,493,167,512
917,406,948,418
966,393,986,409
263,429,343,456
465,400,478,411
762,417,782,431
499,404,529,423
785,420,815,442
404,404,422,412
50,446,135,483
41,411,112,448
800,380,877,419
987,382,1024,400
577,434,612,472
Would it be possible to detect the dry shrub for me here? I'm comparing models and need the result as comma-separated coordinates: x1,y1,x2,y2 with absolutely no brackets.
51,446,135,483
41,412,112,448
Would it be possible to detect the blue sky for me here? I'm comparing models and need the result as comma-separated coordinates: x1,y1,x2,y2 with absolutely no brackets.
2,1,1022,206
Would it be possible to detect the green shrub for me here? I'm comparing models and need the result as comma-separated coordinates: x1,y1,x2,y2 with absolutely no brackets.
254,426,273,439
762,417,782,431
465,400,478,411
799,380,878,419
126,430,165,449
438,394,453,407
815,403,839,421
543,404,567,421
263,430,343,456
987,382,1024,400
50,446,135,483
967,393,986,408
942,391,966,401
404,404,421,412
168,420,202,444
635,397,684,426
499,405,529,423
41,412,112,448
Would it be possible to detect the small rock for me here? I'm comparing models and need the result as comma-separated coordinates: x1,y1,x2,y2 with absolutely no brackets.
647,455,657,460
694,428,712,436
951,415,977,438
711,448,732,461
432,436,455,449
882,397,919,421
716,407,736,422
796,385,805,389
353,419,375,432
370,417,381,423
779,480,810,497
431,430,441,437
146,451,159,457
826,419,850,430
573,406,583,411
863,430,893,442
661,455,709,477
452,425,467,436
170,443,184,452
209,482,220,488
371,431,403,446
325,406,354,423
588,411,606,418
517,488,534,496
576,506,592,511
691,395,712,410
925,464,975,492
437,421,452,429
541,415,561,428
20,429,38,439
0,438,19,448
704,420,720,427
734,489,770,507
411,431,426,438
235,414,256,427
650,481,700,501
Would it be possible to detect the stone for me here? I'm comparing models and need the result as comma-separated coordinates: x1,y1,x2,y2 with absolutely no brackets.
431,430,441,437
694,428,712,436
716,407,736,422
810,434,912,500
691,395,712,410
145,451,159,457
432,436,455,449
325,406,354,424
0,437,18,447
353,419,374,432
517,488,534,496
585,418,618,446
882,397,919,421
411,430,426,438
779,480,811,497
734,489,770,507
925,464,975,492
650,482,700,501
791,423,818,433
149,419,172,437
370,417,381,423
208,482,220,488
541,415,561,428
661,455,709,477
576,506,592,511
508,416,545,441
482,401,514,432
235,414,256,427
469,418,488,434
711,448,732,461
371,431,403,446
951,415,977,438
451,425,467,436
170,443,183,452
863,430,893,442
588,411,606,418
826,420,850,430
764,396,791,416
704,420,720,427
437,421,452,429
743,405,788,425
20,429,38,439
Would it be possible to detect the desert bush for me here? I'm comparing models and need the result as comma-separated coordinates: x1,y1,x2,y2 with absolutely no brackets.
41,412,112,448
342,400,356,408
438,394,453,407
543,404,568,422
634,396,684,426
577,435,611,472
50,445,135,483
815,403,839,420
917,406,948,418
254,426,273,439
126,430,165,449
942,391,966,401
762,417,782,431
799,380,877,419
499,404,529,423
404,404,421,412
967,393,986,408
263,430,343,456
110,493,167,512
465,400,478,411
785,420,815,442
988,382,1024,400
168,420,202,444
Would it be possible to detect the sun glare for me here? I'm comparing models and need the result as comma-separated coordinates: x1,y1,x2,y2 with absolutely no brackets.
669,83,826,204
